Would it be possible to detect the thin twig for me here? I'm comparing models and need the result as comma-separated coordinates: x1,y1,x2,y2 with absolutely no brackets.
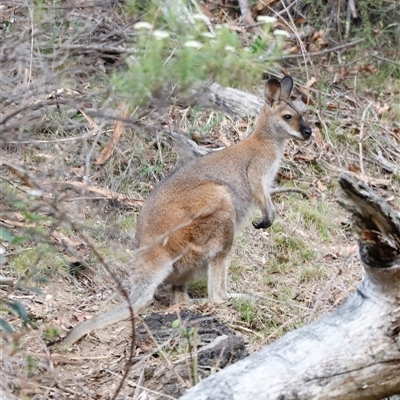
359,102,374,176
279,38,365,60
238,0,254,25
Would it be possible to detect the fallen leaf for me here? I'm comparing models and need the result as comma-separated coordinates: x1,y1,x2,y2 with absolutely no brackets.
96,102,130,165
79,109,98,129
73,312,92,322
305,77,316,88
294,16,306,24
255,0,278,11
348,163,361,174
313,127,324,147
217,129,232,147
200,5,217,22
376,103,390,117
316,180,327,191
363,64,377,75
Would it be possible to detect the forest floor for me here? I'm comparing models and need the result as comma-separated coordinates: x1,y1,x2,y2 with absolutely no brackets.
1,1,399,399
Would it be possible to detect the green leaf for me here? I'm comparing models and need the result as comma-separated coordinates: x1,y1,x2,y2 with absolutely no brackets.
32,276,49,283
11,235,29,245
171,319,180,329
0,227,28,244
6,300,29,323
0,318,14,333
25,286,44,294
22,211,45,222
0,227,15,242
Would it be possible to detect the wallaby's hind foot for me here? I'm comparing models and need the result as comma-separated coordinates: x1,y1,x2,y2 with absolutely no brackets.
171,284,191,305
228,292,260,303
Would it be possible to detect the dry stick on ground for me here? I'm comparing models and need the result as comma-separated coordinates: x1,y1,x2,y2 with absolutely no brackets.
0,277,15,286
179,173,400,400
280,38,365,60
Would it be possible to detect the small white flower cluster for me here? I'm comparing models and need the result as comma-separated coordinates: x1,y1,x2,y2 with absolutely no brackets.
257,16,277,24
133,21,170,40
273,30,290,38
153,30,170,40
256,16,289,37
192,13,211,24
133,21,153,30
184,40,202,49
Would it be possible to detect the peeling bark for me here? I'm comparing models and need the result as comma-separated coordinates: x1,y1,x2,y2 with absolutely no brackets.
179,174,400,400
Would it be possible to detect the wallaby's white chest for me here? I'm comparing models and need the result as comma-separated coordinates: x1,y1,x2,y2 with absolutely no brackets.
262,156,282,192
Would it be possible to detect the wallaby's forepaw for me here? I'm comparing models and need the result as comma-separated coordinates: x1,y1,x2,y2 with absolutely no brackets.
252,218,273,229
253,206,276,229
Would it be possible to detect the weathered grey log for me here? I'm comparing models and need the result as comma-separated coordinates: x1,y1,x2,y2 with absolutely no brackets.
179,173,400,400
207,82,263,117
156,83,263,159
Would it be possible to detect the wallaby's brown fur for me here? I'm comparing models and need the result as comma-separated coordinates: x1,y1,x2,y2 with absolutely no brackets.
62,76,312,346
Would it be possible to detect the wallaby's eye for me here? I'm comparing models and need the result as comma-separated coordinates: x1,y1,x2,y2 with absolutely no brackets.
283,115,292,121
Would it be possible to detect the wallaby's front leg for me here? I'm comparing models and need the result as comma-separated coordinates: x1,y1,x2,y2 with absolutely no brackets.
252,192,276,229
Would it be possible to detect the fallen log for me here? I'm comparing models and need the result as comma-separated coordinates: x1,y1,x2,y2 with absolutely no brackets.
180,173,400,400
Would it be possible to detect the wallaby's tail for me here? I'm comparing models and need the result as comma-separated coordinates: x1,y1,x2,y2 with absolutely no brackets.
61,256,173,346
62,304,133,346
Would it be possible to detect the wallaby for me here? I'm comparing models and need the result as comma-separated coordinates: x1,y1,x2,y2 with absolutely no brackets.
62,76,312,346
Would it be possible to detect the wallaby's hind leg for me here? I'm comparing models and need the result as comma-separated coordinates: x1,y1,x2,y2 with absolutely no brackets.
208,254,230,303
171,284,191,305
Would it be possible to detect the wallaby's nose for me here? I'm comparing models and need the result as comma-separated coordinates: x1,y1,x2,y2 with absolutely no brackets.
301,126,312,139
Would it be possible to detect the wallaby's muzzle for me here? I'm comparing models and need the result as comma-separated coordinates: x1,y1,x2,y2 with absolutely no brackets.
300,121,312,140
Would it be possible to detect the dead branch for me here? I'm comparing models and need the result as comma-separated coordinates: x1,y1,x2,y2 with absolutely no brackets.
0,276,15,286
179,173,400,400
280,38,365,60
238,0,255,25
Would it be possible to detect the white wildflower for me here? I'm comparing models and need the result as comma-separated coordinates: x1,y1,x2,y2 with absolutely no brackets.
192,13,211,24
257,16,278,24
133,21,153,30
152,30,170,40
273,29,290,37
201,32,215,39
224,45,235,52
183,40,203,49
28,189,43,197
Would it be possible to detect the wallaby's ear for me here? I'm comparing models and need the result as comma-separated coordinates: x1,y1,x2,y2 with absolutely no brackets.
279,76,293,101
264,78,281,106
